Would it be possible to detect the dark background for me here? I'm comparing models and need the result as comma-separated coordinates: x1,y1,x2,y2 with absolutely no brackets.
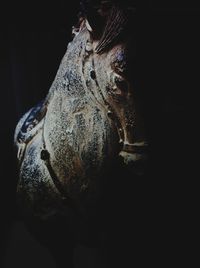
0,1,198,267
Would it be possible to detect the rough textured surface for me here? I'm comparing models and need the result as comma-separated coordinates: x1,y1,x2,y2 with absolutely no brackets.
14,5,147,222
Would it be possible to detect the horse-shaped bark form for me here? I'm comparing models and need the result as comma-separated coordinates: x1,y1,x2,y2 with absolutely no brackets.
14,1,147,267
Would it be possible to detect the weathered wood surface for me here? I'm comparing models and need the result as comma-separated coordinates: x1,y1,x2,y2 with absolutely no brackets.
14,1,147,224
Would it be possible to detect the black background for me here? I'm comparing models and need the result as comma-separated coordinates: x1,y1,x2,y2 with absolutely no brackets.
0,1,198,267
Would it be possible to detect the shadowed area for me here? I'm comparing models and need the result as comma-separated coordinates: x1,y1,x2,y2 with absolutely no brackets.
0,1,198,267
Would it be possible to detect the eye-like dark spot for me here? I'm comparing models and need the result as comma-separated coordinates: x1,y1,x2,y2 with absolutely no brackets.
40,149,50,160
90,70,96,80
115,77,128,92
